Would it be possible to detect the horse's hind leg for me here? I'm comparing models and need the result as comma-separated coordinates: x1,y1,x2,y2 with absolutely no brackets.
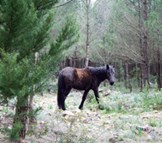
79,89,89,110
57,92,65,110
62,87,71,110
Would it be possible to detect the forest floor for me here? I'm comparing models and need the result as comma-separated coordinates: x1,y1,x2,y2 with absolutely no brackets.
0,88,162,143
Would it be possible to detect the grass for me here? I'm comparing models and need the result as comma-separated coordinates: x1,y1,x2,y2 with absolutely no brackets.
1,87,162,143
148,119,158,127
148,119,162,127
25,89,162,143
142,91,162,111
49,110,95,143
29,89,162,143
87,88,162,114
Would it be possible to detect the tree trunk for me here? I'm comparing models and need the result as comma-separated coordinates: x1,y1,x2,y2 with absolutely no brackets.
156,61,161,91
142,0,150,88
13,96,29,141
135,63,140,88
124,63,132,92
28,53,38,123
85,0,90,67
138,0,144,91
139,64,143,91
28,93,36,123
124,64,128,88
156,31,161,90
117,62,122,82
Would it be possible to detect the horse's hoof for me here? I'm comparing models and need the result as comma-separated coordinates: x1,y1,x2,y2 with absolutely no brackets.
58,107,66,110
62,108,66,110
79,106,83,110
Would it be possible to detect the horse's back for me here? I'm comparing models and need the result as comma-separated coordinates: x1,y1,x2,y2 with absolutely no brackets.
59,67,92,90
60,67,88,76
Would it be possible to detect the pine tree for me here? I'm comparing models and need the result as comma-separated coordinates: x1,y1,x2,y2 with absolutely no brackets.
0,0,78,141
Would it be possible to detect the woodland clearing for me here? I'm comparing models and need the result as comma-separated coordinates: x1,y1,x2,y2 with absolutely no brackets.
0,88,162,143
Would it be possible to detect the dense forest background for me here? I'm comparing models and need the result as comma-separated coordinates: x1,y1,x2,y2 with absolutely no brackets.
0,0,162,142
58,0,162,92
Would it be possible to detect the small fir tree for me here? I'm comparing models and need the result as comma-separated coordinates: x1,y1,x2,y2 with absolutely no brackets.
0,0,78,141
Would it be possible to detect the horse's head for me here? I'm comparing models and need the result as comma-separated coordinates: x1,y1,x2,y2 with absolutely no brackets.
106,65,115,85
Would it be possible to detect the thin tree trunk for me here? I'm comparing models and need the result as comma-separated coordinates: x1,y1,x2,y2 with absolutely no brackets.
117,62,122,82
156,31,161,90
140,64,143,91
28,53,38,123
135,63,140,88
124,63,127,88
29,92,35,123
156,58,161,91
138,0,144,91
124,63,132,92
142,0,150,88
85,0,90,67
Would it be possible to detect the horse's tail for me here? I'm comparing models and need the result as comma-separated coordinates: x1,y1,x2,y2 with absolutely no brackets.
57,73,65,110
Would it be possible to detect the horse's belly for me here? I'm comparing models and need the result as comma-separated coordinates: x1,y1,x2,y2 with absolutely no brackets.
72,82,90,90
73,86,85,91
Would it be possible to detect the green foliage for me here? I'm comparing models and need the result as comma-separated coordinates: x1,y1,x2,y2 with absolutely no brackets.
95,89,162,115
28,106,42,119
0,51,51,102
0,0,36,53
87,92,95,103
148,119,158,127
49,16,79,57
0,0,78,140
0,0,78,100
142,91,162,111
32,0,58,17
0,51,31,100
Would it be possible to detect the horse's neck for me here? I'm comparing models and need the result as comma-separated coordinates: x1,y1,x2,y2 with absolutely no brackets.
89,66,107,82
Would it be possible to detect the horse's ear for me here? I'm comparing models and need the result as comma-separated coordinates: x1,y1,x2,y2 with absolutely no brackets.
106,64,109,70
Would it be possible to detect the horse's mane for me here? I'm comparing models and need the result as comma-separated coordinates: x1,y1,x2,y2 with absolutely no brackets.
87,66,106,75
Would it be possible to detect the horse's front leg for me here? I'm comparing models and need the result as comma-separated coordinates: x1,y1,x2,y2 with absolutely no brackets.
79,89,89,110
93,88,99,104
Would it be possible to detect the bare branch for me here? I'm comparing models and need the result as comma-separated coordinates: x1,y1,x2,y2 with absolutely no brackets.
55,0,75,8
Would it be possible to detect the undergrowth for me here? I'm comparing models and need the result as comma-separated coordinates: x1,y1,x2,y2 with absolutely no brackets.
87,89,162,114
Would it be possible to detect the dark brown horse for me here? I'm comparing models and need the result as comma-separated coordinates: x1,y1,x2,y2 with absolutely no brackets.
57,65,115,110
